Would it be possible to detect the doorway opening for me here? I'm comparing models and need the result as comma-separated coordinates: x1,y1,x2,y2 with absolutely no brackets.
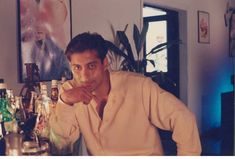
143,5,180,98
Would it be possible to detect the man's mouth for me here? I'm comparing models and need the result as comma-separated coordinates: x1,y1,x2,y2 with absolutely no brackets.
81,82,94,90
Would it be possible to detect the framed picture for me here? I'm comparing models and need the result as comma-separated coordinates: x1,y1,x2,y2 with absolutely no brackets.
198,11,210,43
18,0,72,82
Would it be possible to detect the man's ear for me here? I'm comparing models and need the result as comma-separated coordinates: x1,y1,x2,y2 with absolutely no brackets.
103,57,109,70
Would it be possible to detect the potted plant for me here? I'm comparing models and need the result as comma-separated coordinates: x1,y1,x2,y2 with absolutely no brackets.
105,23,180,86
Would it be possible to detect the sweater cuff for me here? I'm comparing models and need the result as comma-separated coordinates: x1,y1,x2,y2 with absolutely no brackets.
56,97,75,119
59,94,74,106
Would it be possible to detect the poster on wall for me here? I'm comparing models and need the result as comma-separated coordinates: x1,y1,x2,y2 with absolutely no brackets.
198,11,210,44
18,0,72,82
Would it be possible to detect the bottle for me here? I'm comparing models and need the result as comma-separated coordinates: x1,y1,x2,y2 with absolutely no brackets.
51,80,59,107
4,120,23,155
0,79,13,122
0,79,6,98
34,83,51,139
6,89,16,117
28,91,37,114
40,83,51,116
15,96,27,132
0,113,6,155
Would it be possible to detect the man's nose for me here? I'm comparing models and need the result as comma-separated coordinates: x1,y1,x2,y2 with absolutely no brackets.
80,69,90,82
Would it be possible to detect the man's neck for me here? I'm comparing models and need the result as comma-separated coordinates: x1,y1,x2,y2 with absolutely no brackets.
93,71,111,99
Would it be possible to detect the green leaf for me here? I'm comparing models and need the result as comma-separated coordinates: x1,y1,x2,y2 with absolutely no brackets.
133,23,149,56
123,24,129,32
117,31,135,62
110,24,129,47
152,46,167,54
120,59,137,72
146,59,155,67
149,42,168,54
105,40,129,59
133,24,140,55
148,39,180,55
138,23,149,53
118,24,129,47
110,24,117,45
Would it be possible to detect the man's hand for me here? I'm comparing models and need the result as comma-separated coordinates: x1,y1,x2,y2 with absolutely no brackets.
60,86,93,105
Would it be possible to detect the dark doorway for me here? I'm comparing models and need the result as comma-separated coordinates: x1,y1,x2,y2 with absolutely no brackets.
143,5,179,98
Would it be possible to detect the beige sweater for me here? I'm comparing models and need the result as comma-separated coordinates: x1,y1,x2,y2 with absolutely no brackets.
49,71,201,155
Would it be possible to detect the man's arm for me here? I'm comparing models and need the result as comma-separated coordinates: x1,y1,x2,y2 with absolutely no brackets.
49,81,84,150
142,78,202,155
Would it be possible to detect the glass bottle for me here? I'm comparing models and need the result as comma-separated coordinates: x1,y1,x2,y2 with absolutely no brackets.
40,83,51,116
4,120,23,156
51,80,58,107
6,89,16,117
15,96,27,131
0,79,13,122
34,83,51,139
28,91,37,114
0,113,6,155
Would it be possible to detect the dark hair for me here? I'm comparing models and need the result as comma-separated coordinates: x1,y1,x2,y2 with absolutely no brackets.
65,32,108,62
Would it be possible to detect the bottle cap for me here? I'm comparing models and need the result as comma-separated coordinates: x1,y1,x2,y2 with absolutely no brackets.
51,80,58,87
40,82,47,90
41,84,47,90
0,83,7,89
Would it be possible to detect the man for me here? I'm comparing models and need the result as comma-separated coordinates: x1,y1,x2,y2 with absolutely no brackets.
49,32,201,155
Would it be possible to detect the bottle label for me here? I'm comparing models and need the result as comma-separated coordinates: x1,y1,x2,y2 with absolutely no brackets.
51,88,58,102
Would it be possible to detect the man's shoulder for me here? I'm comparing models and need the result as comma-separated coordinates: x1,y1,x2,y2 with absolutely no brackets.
110,71,148,87
110,71,160,89
110,71,146,80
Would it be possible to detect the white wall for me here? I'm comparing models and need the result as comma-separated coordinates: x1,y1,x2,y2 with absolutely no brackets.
0,0,230,132
71,0,142,44
0,0,21,93
143,0,229,131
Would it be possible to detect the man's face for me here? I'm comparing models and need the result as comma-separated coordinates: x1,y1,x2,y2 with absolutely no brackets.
70,50,108,92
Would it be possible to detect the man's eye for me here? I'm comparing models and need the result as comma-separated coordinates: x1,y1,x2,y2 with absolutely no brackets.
72,65,80,71
88,64,96,69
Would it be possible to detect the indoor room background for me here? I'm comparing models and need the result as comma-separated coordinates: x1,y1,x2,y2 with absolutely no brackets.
0,0,234,155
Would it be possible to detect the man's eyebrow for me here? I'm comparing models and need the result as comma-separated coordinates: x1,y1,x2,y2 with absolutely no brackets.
71,60,98,66
87,61,98,65
71,64,80,67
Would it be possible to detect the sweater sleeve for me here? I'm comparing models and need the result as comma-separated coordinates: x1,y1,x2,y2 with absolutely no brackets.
142,78,202,155
49,81,80,151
